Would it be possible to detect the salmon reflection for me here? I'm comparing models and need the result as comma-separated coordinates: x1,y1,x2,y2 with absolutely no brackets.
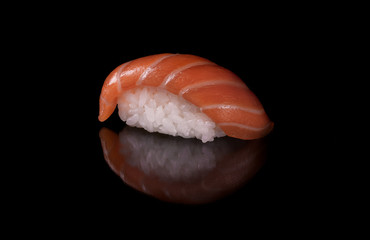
100,127,268,204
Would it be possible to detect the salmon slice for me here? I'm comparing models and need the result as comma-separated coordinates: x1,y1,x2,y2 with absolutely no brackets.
99,54,273,140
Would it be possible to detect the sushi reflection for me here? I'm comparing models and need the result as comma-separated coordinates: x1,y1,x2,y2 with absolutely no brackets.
99,126,268,204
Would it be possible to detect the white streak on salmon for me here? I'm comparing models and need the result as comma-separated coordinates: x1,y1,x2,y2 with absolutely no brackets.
179,80,247,97
160,61,215,88
218,122,272,131
201,104,265,115
115,62,131,92
137,54,177,86
100,95,115,106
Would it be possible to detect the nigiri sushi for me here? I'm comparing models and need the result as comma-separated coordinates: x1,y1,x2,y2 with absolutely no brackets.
99,53,273,142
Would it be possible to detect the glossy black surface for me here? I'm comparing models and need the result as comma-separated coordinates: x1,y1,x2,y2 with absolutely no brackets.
10,18,338,228
100,126,268,204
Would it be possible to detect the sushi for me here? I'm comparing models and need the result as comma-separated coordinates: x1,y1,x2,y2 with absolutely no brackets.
99,53,273,142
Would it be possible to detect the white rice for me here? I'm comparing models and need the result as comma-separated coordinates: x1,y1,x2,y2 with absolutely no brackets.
117,87,226,143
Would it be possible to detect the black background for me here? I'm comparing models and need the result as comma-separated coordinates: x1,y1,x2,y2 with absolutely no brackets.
6,7,340,232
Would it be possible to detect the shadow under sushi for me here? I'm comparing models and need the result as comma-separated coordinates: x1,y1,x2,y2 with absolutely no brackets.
99,126,268,204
